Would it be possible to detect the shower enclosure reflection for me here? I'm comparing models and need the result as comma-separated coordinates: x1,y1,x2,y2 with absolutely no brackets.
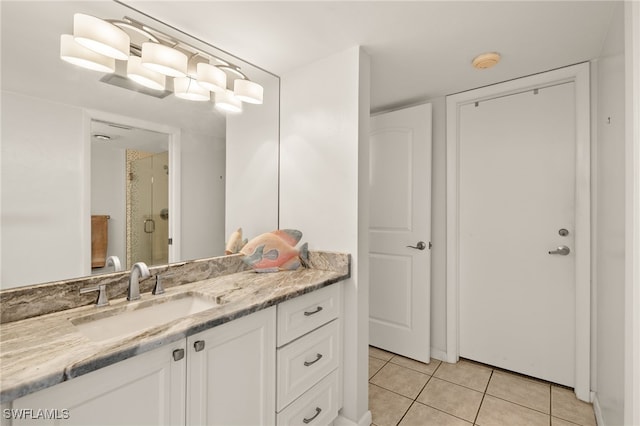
127,150,168,268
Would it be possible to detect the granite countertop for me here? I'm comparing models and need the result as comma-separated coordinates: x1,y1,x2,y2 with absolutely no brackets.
0,264,349,404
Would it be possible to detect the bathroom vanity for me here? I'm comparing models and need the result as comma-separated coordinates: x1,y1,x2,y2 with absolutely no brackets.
0,252,349,426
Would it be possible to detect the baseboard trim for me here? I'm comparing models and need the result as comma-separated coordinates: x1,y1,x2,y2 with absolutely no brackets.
592,392,605,426
334,410,372,426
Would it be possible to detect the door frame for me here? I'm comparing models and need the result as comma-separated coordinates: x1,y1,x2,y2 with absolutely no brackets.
445,63,591,401
83,109,182,270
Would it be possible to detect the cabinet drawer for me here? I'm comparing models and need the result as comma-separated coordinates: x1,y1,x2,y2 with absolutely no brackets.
277,320,340,411
276,370,339,426
277,284,341,347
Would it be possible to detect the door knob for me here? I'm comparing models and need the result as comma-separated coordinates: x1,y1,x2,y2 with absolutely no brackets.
407,241,427,250
548,245,570,255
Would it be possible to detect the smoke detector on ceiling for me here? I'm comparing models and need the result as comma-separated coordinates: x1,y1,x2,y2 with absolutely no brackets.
472,52,501,69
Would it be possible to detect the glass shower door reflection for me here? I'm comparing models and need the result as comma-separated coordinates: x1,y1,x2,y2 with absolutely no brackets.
127,150,169,268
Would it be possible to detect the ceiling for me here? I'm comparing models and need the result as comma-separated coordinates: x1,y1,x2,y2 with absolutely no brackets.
124,1,618,113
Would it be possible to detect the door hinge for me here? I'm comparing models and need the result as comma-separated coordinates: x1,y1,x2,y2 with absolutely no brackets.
168,238,173,245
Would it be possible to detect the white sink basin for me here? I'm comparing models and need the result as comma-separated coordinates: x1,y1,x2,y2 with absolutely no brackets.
71,293,219,342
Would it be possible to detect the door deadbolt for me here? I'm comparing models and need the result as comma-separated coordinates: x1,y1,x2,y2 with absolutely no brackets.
558,228,569,237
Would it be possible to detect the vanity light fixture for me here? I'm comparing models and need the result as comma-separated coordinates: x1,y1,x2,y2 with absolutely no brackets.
127,56,166,91
59,13,263,112
141,42,188,78
174,77,210,101
215,90,243,113
219,65,263,104
196,62,227,93
60,34,116,73
73,13,130,61
234,79,264,104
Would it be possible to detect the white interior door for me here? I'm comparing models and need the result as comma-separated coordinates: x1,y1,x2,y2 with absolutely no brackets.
369,103,432,363
458,82,576,386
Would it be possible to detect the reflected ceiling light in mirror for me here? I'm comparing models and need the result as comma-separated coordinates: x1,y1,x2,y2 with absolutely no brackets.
174,77,210,101
234,79,264,104
127,56,166,91
218,65,246,87
141,42,188,78
73,13,130,61
215,90,242,113
60,35,116,73
196,63,227,93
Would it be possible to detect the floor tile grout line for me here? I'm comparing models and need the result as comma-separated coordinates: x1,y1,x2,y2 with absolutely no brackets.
394,400,416,426
414,399,480,425
429,374,489,394
473,369,493,425
368,382,422,403
484,392,553,417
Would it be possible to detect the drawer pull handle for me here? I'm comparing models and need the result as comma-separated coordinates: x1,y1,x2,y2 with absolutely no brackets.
304,353,323,366
304,306,323,316
194,340,205,352
172,349,185,362
303,407,322,424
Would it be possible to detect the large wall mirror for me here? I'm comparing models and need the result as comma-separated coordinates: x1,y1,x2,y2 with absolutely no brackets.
1,1,280,289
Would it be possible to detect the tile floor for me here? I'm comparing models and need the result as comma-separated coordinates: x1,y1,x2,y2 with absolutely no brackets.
368,346,597,426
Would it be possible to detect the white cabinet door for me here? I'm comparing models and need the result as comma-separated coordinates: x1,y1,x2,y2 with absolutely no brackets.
187,307,276,426
12,341,187,426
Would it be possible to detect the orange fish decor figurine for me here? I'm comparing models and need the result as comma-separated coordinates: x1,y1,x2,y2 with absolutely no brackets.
240,229,309,272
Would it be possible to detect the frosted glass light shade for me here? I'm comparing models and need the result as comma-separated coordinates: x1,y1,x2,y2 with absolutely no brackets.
127,56,166,91
234,79,263,104
215,90,242,113
196,63,226,93
60,34,115,73
174,77,210,101
141,42,187,78
73,14,130,61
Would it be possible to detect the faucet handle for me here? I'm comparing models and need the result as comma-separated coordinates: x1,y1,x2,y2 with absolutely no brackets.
152,275,165,295
80,284,109,307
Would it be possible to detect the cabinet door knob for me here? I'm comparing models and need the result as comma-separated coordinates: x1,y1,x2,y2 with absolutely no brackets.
172,348,185,361
304,306,323,316
194,340,205,352
303,353,323,366
303,407,322,424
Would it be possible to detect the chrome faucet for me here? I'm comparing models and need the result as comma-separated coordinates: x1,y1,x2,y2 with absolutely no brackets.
106,255,122,272
127,262,151,301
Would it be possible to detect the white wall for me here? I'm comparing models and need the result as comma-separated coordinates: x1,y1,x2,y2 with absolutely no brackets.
426,96,448,357
1,92,87,287
280,46,371,425
592,3,626,425
624,2,640,424
181,130,226,261
91,143,126,273
226,75,280,242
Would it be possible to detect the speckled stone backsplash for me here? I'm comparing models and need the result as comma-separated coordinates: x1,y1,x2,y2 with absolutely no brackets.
0,251,349,324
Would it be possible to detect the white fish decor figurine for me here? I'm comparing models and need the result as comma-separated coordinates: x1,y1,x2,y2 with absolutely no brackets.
240,229,309,272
